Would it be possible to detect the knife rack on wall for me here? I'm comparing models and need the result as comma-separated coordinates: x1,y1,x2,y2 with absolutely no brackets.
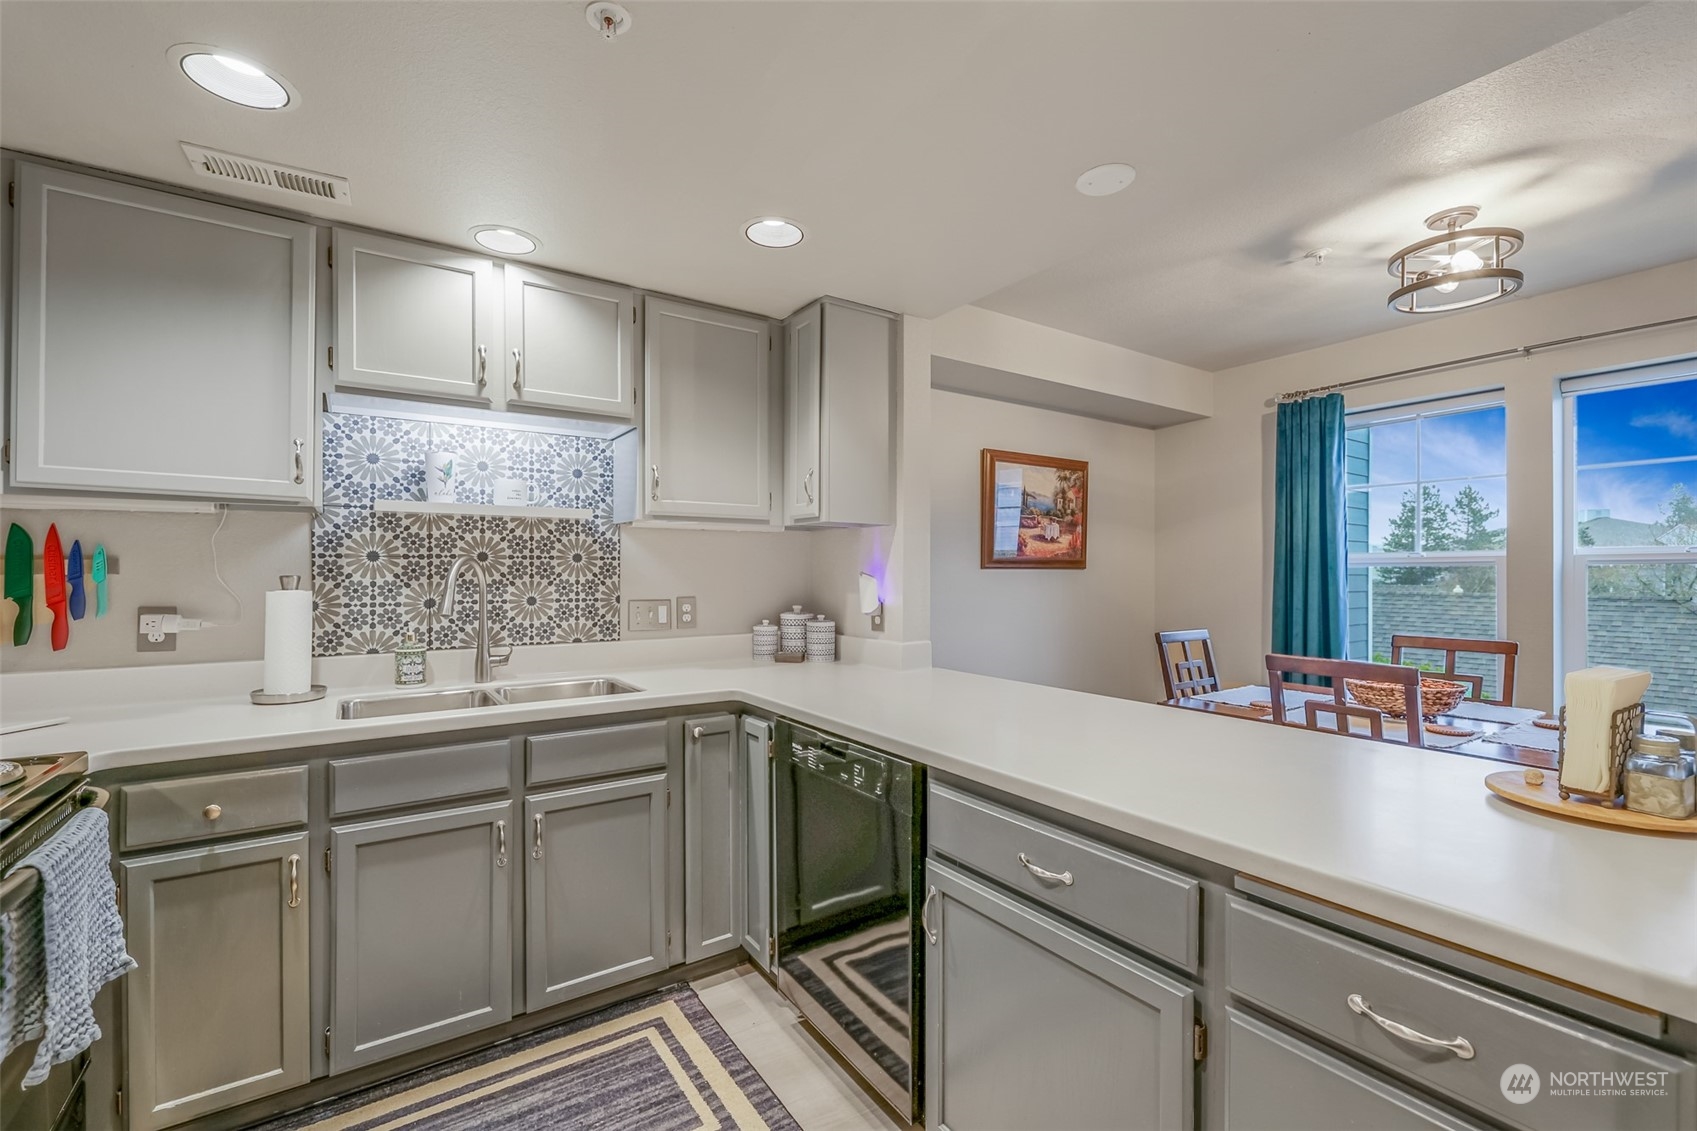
30,555,119,574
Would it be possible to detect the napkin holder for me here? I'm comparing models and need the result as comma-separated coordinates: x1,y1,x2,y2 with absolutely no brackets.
1555,703,1645,803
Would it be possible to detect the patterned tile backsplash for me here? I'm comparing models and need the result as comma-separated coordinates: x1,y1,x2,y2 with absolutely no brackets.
311,409,620,656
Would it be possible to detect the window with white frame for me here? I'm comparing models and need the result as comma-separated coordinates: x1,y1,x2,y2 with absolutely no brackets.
1345,396,1508,697
1562,362,1697,712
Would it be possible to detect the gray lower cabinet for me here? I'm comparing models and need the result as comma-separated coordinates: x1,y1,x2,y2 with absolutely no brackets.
684,714,741,962
738,717,773,971
524,773,668,1010
329,800,514,1073
1226,1009,1488,1131
924,860,1195,1131
121,832,310,1131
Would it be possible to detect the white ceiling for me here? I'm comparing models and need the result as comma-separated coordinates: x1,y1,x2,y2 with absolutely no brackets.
1,1,1684,371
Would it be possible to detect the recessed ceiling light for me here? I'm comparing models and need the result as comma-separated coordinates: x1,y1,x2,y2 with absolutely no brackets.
471,226,541,255
171,44,294,110
745,217,803,248
1075,163,1137,197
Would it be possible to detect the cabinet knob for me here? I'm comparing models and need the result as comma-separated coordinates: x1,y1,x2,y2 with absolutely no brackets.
203,804,223,821
692,726,704,739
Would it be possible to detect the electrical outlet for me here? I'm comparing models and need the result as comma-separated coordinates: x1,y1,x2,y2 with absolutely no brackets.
627,599,672,633
137,605,178,652
675,596,697,630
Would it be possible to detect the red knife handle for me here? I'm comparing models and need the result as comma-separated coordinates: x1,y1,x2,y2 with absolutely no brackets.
50,596,69,650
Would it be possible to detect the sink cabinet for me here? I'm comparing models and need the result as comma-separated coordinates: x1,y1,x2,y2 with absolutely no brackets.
739,716,773,971
119,833,311,1131
524,773,668,1010
328,800,514,1073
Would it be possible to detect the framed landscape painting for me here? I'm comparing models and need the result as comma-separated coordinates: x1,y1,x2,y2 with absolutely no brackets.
980,449,1088,569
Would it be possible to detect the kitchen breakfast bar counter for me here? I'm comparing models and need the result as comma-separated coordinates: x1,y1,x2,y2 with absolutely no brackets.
4,654,1694,1024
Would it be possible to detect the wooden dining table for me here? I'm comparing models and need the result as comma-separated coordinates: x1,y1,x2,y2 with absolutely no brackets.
1163,686,1558,770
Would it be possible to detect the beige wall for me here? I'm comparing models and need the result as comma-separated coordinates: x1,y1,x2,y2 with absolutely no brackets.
929,388,1160,700
1152,259,1697,713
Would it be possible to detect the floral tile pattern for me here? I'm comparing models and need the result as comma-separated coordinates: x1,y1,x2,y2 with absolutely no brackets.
311,408,621,656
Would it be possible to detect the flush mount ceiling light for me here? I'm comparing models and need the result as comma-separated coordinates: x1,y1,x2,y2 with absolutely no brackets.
1075,163,1137,196
745,217,804,249
1387,205,1524,314
470,226,541,255
171,44,295,110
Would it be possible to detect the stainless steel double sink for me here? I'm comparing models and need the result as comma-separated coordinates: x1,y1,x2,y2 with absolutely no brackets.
338,678,642,720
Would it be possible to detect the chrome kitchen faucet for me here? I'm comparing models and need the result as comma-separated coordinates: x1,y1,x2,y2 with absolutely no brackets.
439,554,513,683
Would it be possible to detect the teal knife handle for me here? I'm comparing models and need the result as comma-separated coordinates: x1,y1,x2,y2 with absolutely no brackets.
96,581,108,618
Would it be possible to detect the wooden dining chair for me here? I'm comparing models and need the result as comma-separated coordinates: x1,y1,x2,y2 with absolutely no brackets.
1156,629,1221,700
1389,635,1519,706
1265,653,1426,748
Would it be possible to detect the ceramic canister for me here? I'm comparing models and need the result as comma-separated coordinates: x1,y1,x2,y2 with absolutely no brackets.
779,605,809,654
805,614,836,662
752,619,780,662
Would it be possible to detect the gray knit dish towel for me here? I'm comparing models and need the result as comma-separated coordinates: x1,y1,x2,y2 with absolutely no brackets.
0,806,136,1086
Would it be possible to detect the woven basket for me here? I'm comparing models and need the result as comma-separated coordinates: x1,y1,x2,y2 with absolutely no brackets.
1344,677,1468,720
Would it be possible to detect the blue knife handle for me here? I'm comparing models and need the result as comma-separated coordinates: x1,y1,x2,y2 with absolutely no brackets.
69,574,86,620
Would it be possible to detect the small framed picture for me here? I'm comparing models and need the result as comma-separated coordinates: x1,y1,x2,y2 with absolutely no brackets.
980,449,1088,569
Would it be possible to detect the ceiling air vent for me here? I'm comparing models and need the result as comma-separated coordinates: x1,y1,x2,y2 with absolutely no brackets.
179,142,351,205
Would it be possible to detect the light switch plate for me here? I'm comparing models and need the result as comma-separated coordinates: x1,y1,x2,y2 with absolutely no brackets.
628,598,672,633
675,596,697,630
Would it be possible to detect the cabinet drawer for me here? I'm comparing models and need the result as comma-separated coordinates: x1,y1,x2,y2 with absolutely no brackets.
329,740,510,816
526,721,667,786
1226,1009,1488,1131
929,783,1199,972
121,767,308,851
1227,898,1695,1131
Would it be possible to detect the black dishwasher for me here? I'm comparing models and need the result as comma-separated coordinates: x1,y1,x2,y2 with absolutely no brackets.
773,722,924,1121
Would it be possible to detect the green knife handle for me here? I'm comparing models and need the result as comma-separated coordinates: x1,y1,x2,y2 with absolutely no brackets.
11,597,30,646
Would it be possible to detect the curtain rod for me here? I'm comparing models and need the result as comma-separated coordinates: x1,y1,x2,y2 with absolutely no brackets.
1274,314,1697,404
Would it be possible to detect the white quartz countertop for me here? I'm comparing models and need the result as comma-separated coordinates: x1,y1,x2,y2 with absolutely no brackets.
5,657,1694,1020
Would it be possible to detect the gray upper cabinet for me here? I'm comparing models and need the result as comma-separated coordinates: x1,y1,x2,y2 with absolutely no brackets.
504,265,637,419
333,228,499,404
924,860,1195,1131
329,800,513,1073
643,297,772,521
524,773,668,1010
739,717,773,971
684,713,741,961
121,832,310,1131
10,163,316,503
783,299,895,527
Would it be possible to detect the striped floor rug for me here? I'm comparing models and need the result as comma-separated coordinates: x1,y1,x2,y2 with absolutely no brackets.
249,986,801,1131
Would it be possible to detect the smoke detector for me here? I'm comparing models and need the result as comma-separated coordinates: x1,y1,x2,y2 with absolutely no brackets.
586,2,632,38
180,143,351,205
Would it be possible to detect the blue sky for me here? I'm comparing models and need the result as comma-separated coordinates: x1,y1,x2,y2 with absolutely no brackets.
1574,377,1697,526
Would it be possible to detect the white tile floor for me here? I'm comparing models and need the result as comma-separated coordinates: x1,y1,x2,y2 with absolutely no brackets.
693,966,914,1131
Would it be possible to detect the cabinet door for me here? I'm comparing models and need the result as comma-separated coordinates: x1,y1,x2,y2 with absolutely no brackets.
333,228,499,403
525,773,668,1011
122,833,310,1130
783,303,822,523
11,163,316,502
643,298,771,520
924,860,1194,1131
505,265,637,419
684,713,740,961
330,800,513,1073
1226,1009,1489,1131
739,716,773,970
818,302,895,526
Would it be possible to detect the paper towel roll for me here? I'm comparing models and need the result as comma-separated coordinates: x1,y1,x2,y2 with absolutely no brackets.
263,579,313,696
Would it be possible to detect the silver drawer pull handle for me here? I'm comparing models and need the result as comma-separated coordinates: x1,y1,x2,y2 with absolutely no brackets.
292,438,305,485
651,464,660,502
921,885,939,945
803,467,815,504
287,854,301,909
532,813,544,860
1347,994,1474,1060
496,819,507,868
1018,852,1074,886
512,347,523,393
476,344,488,390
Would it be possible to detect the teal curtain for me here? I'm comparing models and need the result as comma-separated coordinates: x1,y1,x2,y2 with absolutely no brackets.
1271,393,1347,672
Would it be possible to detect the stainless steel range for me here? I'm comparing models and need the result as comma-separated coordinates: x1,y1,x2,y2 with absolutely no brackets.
772,723,924,1121
1,750,106,1131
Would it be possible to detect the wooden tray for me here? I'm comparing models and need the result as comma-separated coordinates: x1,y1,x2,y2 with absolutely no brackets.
1485,771,1697,834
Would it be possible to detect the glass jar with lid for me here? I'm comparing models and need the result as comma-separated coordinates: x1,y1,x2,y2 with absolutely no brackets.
1622,732,1695,820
